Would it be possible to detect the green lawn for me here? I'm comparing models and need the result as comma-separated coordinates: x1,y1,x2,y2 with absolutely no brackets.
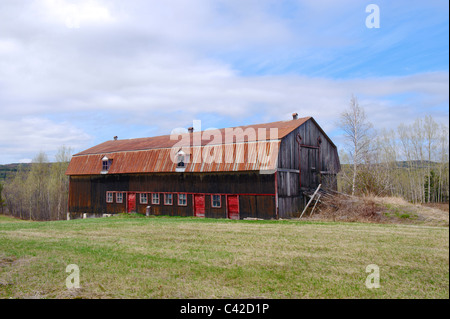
0,215,448,299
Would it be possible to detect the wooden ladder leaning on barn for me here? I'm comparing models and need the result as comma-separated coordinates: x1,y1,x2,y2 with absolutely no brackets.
299,185,349,218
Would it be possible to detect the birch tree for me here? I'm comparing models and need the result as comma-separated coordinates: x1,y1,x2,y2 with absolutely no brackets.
339,95,374,195
49,146,72,220
437,123,449,202
28,152,50,220
423,115,438,202
3,147,72,221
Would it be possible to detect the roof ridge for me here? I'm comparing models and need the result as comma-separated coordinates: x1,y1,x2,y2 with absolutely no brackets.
94,116,311,141
74,117,311,156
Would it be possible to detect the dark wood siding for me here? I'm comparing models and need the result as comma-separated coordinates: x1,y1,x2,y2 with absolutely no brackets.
276,118,340,218
239,195,276,219
68,172,276,219
123,172,274,194
205,195,227,219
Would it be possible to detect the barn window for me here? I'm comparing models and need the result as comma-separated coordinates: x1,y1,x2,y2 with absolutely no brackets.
175,150,188,172
164,194,173,205
102,160,108,171
140,193,148,204
116,192,123,203
178,154,185,167
212,194,221,208
178,193,187,206
106,192,113,203
152,193,160,205
101,156,112,174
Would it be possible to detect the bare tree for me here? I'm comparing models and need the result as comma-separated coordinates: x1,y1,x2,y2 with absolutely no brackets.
372,128,398,196
49,146,72,220
3,164,30,219
28,152,50,220
398,123,416,202
339,95,374,195
437,123,449,202
3,147,72,221
423,115,438,202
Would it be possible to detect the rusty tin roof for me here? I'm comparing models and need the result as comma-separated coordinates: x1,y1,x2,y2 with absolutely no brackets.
66,117,311,175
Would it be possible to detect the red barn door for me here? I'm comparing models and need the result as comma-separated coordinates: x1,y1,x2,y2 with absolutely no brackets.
227,195,239,220
193,194,205,218
127,193,136,213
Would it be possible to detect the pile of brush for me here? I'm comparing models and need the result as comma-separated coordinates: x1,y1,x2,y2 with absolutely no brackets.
303,189,388,223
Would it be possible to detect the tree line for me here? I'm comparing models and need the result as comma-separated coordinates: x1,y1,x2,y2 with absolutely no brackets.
338,96,449,203
0,103,448,221
1,147,71,221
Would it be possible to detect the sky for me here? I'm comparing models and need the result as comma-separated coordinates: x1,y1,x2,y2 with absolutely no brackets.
0,0,448,164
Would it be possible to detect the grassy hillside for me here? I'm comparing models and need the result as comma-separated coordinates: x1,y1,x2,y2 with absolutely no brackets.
0,215,448,299
306,194,449,227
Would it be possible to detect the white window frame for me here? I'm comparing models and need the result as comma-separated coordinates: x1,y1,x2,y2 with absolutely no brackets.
116,192,123,203
152,193,160,205
106,192,114,203
140,193,148,204
178,193,187,206
164,193,173,206
211,194,221,208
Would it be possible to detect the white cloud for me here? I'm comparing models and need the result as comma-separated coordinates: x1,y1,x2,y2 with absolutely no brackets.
0,117,92,164
41,0,114,28
0,0,447,163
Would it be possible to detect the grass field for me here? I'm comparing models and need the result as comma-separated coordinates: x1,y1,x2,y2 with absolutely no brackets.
0,214,448,299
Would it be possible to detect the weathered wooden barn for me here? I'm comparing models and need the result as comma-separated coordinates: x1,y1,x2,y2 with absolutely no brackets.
65,114,340,219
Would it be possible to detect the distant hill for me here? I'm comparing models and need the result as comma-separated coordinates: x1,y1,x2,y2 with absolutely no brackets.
0,162,70,182
0,163,32,181
340,160,441,169
395,160,440,169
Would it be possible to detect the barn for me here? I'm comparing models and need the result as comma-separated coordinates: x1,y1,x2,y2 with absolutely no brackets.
65,114,340,220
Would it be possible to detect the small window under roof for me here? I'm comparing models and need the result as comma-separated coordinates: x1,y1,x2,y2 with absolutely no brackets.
101,156,112,174
175,150,188,172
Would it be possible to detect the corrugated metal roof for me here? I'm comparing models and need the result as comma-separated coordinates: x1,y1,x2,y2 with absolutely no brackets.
66,117,309,175
73,117,310,156
66,141,280,175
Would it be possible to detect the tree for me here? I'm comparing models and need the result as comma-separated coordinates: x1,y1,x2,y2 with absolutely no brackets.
371,128,398,196
49,146,72,220
338,95,374,195
27,152,50,220
2,147,73,221
0,181,5,214
423,115,439,202
337,110,447,203
437,123,449,202
3,164,29,219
